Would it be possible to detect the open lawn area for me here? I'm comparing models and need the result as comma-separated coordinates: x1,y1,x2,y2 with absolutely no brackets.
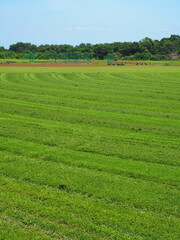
0,65,180,239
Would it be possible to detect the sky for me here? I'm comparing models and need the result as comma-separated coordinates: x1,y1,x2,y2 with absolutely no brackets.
0,0,180,48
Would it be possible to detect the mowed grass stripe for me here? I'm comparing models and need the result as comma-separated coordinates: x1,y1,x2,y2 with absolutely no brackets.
0,132,179,185
10,71,180,95
0,95,179,129
0,83,179,116
0,67,180,239
0,135,179,186
2,73,180,103
0,150,179,217
0,111,179,154
0,98,179,139
0,216,60,240
0,112,179,167
0,88,180,119
1,72,180,107
1,176,179,240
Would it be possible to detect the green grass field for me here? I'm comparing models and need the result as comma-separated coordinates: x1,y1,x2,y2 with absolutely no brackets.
0,66,180,239
1,59,180,66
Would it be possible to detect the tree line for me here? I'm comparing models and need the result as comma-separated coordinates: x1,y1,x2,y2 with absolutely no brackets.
0,35,179,60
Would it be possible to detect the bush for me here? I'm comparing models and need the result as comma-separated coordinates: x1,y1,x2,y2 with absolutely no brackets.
133,50,152,60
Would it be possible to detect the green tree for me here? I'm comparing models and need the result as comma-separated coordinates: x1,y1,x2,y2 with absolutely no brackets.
9,42,37,53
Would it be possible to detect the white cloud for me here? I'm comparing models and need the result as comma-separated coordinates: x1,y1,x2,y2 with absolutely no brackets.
159,28,170,32
46,0,68,10
68,26,114,31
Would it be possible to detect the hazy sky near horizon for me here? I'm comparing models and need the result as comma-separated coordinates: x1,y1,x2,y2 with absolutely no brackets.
1,0,180,48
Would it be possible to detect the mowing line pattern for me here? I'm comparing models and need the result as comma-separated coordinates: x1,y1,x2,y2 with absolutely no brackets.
0,69,180,240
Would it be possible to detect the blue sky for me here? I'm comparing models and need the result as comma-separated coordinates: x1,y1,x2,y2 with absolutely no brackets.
1,0,180,48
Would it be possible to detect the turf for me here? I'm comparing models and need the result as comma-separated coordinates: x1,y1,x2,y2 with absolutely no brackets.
0,66,180,239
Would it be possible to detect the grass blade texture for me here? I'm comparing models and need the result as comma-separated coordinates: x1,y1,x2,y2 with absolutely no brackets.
0,66,180,240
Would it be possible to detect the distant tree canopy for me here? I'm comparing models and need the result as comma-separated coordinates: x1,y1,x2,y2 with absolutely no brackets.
9,42,37,53
1,35,180,60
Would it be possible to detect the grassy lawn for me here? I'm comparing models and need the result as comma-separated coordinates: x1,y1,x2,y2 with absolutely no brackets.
0,65,179,239
0,59,180,65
